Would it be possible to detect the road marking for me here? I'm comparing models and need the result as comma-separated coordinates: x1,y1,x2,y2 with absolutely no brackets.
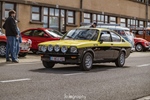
137,63,150,67
0,78,31,83
63,73,84,76
136,96,150,100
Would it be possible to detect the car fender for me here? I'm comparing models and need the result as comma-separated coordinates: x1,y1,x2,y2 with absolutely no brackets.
82,48,95,59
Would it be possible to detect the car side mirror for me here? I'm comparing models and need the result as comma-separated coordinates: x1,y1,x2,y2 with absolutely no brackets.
99,39,104,44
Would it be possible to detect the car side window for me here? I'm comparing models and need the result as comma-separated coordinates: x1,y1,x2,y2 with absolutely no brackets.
23,30,33,36
138,31,143,35
147,31,150,35
110,31,121,42
33,30,45,37
100,31,111,42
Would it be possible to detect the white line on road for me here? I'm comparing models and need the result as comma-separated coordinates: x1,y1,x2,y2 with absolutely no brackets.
136,96,150,100
137,63,150,67
0,78,31,83
63,73,84,76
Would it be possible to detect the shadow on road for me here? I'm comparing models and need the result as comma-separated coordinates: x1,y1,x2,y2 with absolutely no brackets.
0,62,7,66
30,64,130,74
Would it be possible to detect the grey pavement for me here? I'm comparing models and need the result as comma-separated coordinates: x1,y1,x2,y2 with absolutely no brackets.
0,52,150,100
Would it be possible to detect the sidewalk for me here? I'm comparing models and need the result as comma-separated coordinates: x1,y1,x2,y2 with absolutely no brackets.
0,54,41,64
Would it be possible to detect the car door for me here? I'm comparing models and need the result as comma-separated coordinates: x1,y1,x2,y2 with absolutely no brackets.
145,30,150,42
30,30,51,50
95,31,114,60
110,31,122,59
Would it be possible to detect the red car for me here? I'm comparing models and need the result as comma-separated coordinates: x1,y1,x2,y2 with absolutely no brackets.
21,28,63,53
0,31,32,57
134,37,150,52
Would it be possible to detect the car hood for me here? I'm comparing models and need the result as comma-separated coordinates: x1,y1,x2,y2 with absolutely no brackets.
39,40,98,48
134,37,148,42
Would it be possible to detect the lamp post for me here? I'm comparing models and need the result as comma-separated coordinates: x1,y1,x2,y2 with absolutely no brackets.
146,0,149,27
80,0,83,24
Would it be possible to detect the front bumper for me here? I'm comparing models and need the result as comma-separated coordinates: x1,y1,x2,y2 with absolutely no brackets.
39,52,81,64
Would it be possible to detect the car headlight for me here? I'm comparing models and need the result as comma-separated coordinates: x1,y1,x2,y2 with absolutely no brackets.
54,45,60,52
48,45,53,52
41,45,47,52
38,45,42,51
70,46,77,53
61,46,68,53
27,39,32,45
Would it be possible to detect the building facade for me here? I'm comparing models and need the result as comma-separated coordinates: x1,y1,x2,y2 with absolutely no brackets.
0,0,150,32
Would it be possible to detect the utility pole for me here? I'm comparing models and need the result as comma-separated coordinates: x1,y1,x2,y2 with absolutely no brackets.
146,0,149,27
80,0,83,25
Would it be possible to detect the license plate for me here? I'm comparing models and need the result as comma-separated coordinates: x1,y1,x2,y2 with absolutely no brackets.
50,57,65,62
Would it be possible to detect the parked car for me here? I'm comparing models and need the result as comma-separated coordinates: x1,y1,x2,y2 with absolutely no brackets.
38,27,131,71
21,28,63,53
0,29,32,57
134,36,150,52
96,25,135,52
131,27,150,42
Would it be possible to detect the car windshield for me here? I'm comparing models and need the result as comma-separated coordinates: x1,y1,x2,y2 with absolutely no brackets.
45,29,63,38
63,29,99,40
114,30,126,36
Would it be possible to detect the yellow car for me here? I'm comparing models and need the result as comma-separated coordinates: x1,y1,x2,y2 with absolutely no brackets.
38,28,131,71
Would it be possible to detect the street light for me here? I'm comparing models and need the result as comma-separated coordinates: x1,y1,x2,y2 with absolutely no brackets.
146,0,149,27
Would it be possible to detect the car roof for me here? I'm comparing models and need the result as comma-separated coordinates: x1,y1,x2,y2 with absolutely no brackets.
76,27,112,31
97,26,130,31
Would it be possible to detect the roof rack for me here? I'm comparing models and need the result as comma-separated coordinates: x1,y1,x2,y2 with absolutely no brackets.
80,22,120,26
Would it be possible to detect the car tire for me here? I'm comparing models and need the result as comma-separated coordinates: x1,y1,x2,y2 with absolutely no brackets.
19,53,28,57
115,52,125,67
80,52,93,71
0,43,6,57
42,61,55,68
32,50,37,54
135,44,143,52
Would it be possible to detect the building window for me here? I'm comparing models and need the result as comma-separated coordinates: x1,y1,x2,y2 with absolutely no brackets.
43,7,68,32
120,18,126,27
105,15,108,23
4,3,15,18
148,22,150,27
97,14,104,23
31,6,41,21
60,10,65,32
67,11,75,24
0,2,2,27
109,17,116,24
92,14,96,22
84,13,91,23
49,8,59,30
139,21,144,27
128,19,138,28
137,0,146,3
43,7,48,28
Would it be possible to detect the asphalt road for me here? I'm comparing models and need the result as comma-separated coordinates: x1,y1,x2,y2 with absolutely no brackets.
0,52,150,100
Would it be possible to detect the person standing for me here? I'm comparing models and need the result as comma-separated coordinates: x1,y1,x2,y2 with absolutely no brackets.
16,26,22,58
3,10,19,63
90,22,97,28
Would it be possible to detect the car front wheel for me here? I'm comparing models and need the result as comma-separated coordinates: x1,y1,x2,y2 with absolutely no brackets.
115,52,125,67
80,52,93,71
0,43,6,57
42,61,55,68
135,44,143,52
